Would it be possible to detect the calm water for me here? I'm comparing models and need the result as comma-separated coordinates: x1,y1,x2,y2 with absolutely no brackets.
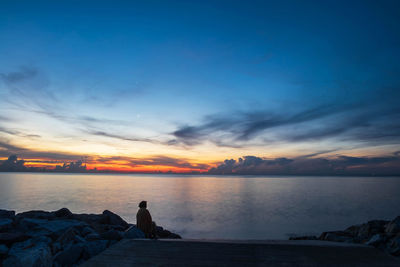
0,173,399,239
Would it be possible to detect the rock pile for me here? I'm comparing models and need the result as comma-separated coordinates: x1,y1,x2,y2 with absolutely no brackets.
290,215,400,257
0,208,181,266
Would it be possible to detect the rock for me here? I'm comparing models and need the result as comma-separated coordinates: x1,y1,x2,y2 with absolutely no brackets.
366,234,385,247
385,235,400,256
56,228,78,248
0,243,8,255
168,233,182,239
153,226,181,239
0,232,29,246
319,231,355,243
3,239,52,267
32,235,52,245
81,226,96,236
108,239,118,247
72,213,108,226
19,218,86,238
109,225,125,231
345,220,388,242
74,234,86,244
100,229,123,241
51,242,62,255
289,236,318,240
53,208,73,218
53,243,84,266
124,226,145,239
386,216,400,234
102,210,129,228
157,229,172,238
155,228,180,239
82,240,108,259
0,218,13,232
85,233,101,241
0,210,15,219
16,210,55,220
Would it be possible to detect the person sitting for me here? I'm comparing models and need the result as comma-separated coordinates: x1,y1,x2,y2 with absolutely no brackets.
136,200,156,238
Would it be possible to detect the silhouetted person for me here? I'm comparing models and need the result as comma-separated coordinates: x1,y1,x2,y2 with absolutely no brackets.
136,200,156,238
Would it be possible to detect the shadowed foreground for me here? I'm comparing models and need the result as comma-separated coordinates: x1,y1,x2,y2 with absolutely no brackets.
82,239,400,266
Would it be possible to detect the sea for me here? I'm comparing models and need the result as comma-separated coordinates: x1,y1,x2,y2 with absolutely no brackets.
1,173,399,240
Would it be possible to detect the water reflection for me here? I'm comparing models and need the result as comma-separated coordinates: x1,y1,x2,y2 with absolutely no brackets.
0,173,399,239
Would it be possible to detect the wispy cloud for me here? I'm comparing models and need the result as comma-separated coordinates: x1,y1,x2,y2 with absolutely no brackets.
171,101,400,148
85,130,163,145
208,154,400,176
0,139,83,161
0,66,38,84
89,155,209,171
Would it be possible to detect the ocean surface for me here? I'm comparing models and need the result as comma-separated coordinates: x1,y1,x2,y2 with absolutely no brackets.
0,173,399,240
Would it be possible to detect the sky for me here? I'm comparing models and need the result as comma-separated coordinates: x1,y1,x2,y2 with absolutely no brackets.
0,0,400,174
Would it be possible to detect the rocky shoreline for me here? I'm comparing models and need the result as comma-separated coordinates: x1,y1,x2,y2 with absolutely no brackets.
290,215,400,257
0,208,181,266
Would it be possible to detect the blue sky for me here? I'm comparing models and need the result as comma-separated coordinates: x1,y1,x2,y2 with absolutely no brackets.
0,0,399,174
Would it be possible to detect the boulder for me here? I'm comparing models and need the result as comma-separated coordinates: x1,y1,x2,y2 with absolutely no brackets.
387,235,400,256
72,213,107,225
100,229,123,241
102,210,129,228
0,232,29,246
82,240,108,259
85,233,101,241
51,242,62,255
157,229,172,238
366,234,385,247
154,226,181,239
0,218,13,232
74,234,86,244
289,236,318,240
53,208,73,218
155,228,181,239
16,210,55,220
55,228,78,248
386,216,400,234
81,226,96,236
345,220,388,242
19,218,86,238
53,243,84,266
3,239,52,267
319,231,355,243
32,235,52,245
167,233,182,239
0,210,15,219
0,243,8,255
124,226,145,239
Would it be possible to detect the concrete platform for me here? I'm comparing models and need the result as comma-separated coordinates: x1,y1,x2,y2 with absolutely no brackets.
82,239,400,266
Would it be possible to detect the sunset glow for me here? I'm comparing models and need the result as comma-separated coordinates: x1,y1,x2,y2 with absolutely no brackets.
1,1,399,175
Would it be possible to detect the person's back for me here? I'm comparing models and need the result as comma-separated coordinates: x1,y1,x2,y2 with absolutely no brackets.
136,201,153,237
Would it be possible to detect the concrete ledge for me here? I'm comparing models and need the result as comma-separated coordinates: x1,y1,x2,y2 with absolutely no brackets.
82,239,400,266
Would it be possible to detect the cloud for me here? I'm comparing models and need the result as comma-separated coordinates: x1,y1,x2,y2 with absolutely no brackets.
0,139,84,161
171,102,400,148
86,130,162,144
92,155,209,170
0,155,87,172
0,155,28,172
208,154,400,176
129,156,209,170
0,66,38,84
171,105,350,146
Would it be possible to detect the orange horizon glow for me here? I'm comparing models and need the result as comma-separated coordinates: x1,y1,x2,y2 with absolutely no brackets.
0,156,214,173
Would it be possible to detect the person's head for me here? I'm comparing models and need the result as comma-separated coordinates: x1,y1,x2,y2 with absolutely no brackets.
139,200,147,208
